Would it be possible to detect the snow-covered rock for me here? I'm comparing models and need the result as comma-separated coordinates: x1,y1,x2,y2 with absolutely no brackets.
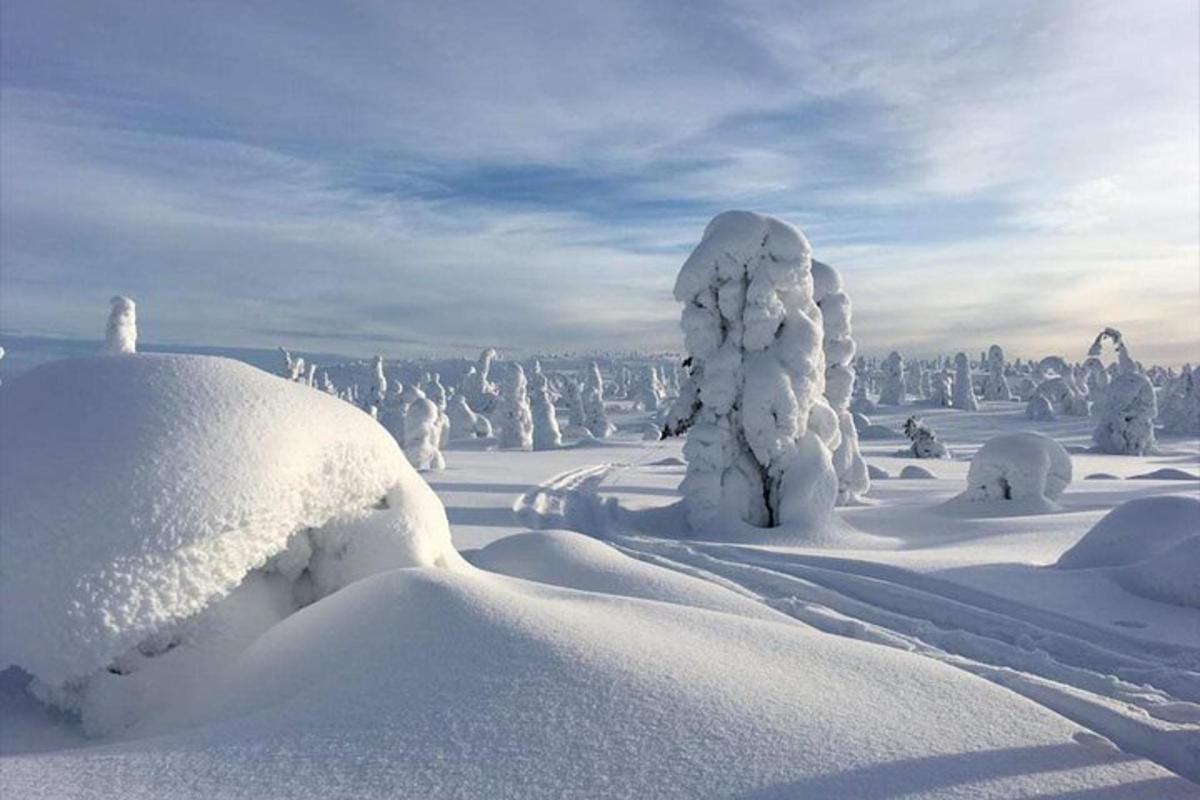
961,432,1072,507
669,211,839,531
0,354,459,701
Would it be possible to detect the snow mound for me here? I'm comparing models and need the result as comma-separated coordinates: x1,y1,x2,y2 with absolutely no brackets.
899,465,936,479
468,529,778,620
7,565,1187,798
961,432,1072,507
1119,536,1200,608
0,354,458,690
858,423,900,440
1057,496,1199,570
1085,473,1120,480
867,464,890,479
1129,468,1197,481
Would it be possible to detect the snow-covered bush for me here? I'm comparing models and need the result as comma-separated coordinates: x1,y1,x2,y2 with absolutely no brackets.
581,362,613,439
668,211,840,530
953,352,979,410
102,296,137,354
961,432,1072,506
1158,366,1200,434
447,393,493,440
401,386,446,471
496,363,534,450
812,259,869,504
981,345,1013,401
528,361,562,450
902,416,949,459
1088,329,1156,455
878,351,905,405
0,353,460,733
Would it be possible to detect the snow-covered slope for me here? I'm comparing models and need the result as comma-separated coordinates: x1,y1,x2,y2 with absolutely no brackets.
2,558,1190,800
0,354,458,689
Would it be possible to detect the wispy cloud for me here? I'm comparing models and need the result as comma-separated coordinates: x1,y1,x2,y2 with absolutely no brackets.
1,0,1196,361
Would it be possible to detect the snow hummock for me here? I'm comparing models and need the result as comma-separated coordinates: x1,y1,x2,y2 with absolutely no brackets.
960,432,1072,510
0,354,460,694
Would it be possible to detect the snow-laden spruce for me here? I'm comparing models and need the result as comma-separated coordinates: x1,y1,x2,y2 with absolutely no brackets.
878,351,905,405
528,361,562,450
812,259,869,504
1158,365,1200,435
369,355,388,416
0,353,461,718
496,362,534,450
460,348,500,414
668,211,840,531
446,393,493,440
981,345,1014,401
960,432,1072,508
953,352,979,410
401,385,446,471
633,365,666,412
1088,329,1157,455
103,295,137,354
581,362,613,438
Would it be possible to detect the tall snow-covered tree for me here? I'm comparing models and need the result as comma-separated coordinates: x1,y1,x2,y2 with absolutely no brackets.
952,353,979,411
460,348,500,413
981,345,1013,401
1158,365,1199,435
1089,329,1157,454
581,362,613,438
369,356,388,414
496,363,534,450
811,259,869,505
667,211,840,530
103,296,137,355
878,351,905,405
401,386,445,471
528,361,562,450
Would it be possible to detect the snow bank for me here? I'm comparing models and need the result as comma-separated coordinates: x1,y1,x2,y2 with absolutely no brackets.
0,354,459,692
961,432,1072,508
7,561,1187,799
1119,536,1200,608
1057,495,1199,570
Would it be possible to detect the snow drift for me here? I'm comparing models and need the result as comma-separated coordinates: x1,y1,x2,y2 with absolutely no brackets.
0,354,460,699
960,432,1072,509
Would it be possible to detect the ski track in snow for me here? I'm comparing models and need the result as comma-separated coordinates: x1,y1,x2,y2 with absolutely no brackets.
513,461,1200,785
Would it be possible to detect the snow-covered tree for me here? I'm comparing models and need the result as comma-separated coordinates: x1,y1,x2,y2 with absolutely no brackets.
812,259,869,505
102,296,137,355
369,356,388,414
528,361,562,450
1158,366,1200,435
401,386,445,471
561,377,587,432
928,370,953,407
460,348,500,413
981,345,1013,401
903,359,923,398
496,363,534,450
667,211,840,530
581,362,613,438
878,351,905,405
952,353,979,411
447,394,493,440
902,416,949,459
1088,329,1156,455
633,365,666,412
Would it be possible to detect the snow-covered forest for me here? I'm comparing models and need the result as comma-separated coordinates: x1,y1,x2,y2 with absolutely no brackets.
2,3,1199,799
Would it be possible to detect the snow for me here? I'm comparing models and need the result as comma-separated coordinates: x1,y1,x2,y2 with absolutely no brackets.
959,432,1072,508
1057,496,1199,570
1094,371,1158,455
3,346,1199,797
495,362,534,450
528,361,562,450
952,353,979,411
0,354,458,692
102,296,137,355
401,386,446,471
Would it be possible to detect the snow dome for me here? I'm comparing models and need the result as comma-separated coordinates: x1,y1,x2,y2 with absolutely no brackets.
0,353,460,697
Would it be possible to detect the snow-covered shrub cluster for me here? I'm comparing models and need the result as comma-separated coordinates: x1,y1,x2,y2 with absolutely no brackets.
961,432,1072,508
666,211,840,531
812,259,869,505
0,352,461,734
902,416,949,459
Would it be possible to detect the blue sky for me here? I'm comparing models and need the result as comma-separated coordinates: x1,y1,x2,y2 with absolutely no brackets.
2,1,1197,363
